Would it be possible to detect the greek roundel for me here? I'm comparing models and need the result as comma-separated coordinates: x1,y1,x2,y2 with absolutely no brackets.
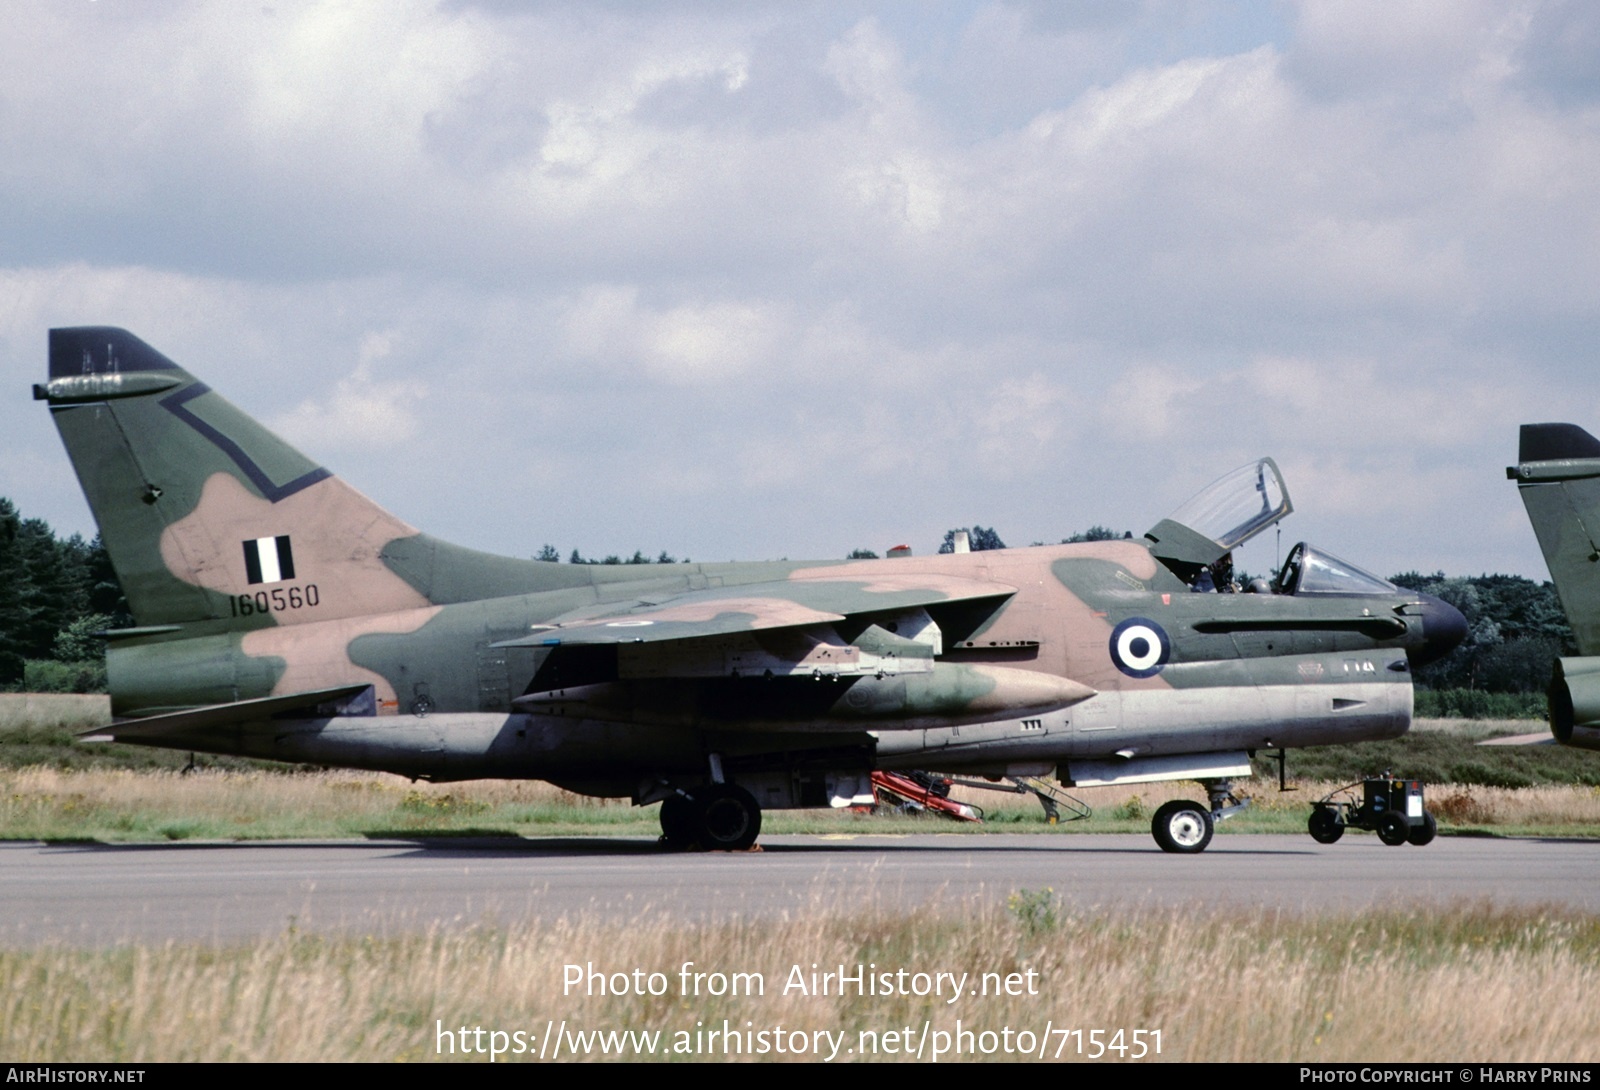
1109,617,1170,678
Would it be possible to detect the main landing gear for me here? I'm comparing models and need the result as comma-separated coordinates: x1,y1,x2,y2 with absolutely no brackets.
1151,780,1249,854
658,782,762,852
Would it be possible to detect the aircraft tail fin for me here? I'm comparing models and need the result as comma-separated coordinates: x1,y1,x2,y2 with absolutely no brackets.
40,327,571,629
1509,422,1600,655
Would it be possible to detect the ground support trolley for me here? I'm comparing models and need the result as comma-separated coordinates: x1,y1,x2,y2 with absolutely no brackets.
1308,775,1436,847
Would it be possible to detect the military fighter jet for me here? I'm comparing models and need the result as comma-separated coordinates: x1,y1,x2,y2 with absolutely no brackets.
37,327,1467,852
1508,422,1600,752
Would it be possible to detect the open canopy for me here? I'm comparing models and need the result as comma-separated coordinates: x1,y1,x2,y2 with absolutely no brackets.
1145,458,1292,576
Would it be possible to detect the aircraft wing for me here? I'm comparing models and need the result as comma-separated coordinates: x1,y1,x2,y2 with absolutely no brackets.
496,595,848,647
497,573,1014,646
496,573,1017,682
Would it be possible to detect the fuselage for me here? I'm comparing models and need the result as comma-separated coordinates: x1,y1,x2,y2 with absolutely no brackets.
105,537,1438,792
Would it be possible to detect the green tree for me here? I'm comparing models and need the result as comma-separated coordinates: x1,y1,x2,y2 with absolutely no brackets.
1063,525,1129,543
1389,571,1574,693
83,536,131,627
16,517,84,657
0,499,130,689
0,498,38,675
54,612,115,663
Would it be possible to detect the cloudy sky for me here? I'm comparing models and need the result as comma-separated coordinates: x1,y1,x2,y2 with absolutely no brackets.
4,1,1598,581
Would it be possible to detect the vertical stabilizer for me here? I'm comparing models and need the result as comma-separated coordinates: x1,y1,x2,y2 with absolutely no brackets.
39,327,568,630
1508,422,1600,655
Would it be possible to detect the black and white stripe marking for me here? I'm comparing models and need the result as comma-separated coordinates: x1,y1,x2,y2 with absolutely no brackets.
242,535,296,585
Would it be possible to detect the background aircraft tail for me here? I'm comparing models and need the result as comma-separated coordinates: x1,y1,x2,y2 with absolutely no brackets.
1510,422,1600,749
40,327,574,629
1510,422,1600,655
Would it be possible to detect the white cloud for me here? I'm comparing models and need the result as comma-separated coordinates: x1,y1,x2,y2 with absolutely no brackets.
556,285,790,385
3,1,1597,578
272,331,429,450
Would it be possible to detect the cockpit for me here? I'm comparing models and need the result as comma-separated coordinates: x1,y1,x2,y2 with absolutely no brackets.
1144,458,1396,597
1272,542,1398,596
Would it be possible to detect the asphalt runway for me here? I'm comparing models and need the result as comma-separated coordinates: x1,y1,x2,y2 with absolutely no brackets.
4,832,1597,946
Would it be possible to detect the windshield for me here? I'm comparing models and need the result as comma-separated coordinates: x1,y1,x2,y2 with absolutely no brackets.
1275,543,1398,596
1164,458,1292,551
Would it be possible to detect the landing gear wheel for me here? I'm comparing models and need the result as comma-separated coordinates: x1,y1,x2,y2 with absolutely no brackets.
696,783,762,851
1376,811,1411,847
1407,811,1437,847
659,795,697,848
1152,800,1214,854
1308,807,1344,844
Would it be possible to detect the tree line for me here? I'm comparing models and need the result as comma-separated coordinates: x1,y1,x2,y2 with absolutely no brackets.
1393,572,1572,716
0,499,1578,710
0,498,129,690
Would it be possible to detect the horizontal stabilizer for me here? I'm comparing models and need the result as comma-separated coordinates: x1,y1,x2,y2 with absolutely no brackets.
1477,733,1556,747
82,684,372,741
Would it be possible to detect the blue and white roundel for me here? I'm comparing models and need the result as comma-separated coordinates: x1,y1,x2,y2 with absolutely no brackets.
1109,617,1170,678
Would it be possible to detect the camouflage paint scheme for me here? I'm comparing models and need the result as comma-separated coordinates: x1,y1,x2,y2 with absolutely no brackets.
1509,423,1600,752
40,328,1467,851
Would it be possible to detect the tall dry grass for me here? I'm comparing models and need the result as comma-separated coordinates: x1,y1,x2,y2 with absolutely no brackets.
3,902,1596,1062
0,766,639,841
1411,717,1543,736
0,693,109,731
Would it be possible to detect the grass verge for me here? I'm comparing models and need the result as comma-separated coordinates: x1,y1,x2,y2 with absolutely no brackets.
4,765,1598,841
3,702,1597,840
3,901,1596,1062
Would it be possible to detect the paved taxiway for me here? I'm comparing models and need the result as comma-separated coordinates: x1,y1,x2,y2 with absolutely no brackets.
4,833,1597,946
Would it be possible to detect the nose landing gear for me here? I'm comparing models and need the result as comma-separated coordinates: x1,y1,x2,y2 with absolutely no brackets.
1151,800,1213,853
1151,779,1249,853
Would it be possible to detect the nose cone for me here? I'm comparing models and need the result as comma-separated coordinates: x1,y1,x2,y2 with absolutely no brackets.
1408,592,1467,667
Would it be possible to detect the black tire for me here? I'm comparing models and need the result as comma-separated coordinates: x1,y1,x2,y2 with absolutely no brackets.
1308,807,1344,844
695,783,762,851
1376,810,1411,847
1407,811,1437,847
659,795,697,848
1151,800,1214,854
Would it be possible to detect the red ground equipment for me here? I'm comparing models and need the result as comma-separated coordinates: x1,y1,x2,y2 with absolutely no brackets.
870,771,982,821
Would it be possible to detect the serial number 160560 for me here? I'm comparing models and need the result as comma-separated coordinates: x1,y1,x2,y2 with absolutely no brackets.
230,583,321,616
